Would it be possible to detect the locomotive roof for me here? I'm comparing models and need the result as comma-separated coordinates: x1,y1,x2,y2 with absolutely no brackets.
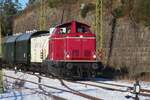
56,21,90,28
16,31,49,41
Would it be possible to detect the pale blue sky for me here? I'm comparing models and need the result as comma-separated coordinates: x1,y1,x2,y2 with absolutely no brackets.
19,0,29,9
12,0,29,9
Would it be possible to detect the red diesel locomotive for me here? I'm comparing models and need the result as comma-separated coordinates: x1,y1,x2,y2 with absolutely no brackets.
43,21,101,78
2,20,101,79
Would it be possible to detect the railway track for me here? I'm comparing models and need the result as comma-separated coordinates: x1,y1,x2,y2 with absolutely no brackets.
3,74,102,100
3,69,150,99
4,80,66,100
71,80,150,97
34,70,150,98
93,81,150,93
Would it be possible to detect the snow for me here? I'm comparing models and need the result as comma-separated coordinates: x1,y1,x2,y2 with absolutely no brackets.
0,69,150,100
94,78,150,90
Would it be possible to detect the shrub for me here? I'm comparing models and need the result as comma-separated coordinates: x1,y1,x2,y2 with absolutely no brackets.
133,0,150,27
48,0,78,8
80,3,95,18
113,6,124,18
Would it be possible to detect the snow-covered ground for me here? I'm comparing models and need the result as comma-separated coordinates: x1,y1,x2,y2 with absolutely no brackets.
0,69,150,100
94,78,150,90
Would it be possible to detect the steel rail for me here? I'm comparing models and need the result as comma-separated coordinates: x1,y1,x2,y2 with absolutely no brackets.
4,80,67,100
93,81,150,93
71,81,150,97
11,69,150,97
3,74,102,100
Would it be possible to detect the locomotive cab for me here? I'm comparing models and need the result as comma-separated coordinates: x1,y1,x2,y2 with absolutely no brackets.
47,21,100,78
49,21,96,61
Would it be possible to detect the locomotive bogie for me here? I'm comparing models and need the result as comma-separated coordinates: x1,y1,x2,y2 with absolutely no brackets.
44,59,100,79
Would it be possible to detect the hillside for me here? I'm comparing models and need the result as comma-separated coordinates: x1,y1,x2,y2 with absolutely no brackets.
12,0,150,80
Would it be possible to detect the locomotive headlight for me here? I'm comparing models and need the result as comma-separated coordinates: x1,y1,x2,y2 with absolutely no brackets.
93,54,96,59
65,51,70,59
80,35,83,38
66,54,70,58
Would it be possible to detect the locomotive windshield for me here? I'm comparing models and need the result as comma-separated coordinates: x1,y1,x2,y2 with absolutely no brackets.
77,26,91,33
53,21,92,34
76,23,91,33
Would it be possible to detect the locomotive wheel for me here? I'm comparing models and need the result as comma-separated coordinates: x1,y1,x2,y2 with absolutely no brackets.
66,63,73,70
61,63,73,78
92,63,99,70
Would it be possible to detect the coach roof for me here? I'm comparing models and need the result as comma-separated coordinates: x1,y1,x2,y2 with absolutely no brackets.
16,31,49,42
6,35,20,43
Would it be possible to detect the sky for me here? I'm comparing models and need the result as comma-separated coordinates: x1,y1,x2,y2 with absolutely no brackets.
19,0,29,9
12,0,29,9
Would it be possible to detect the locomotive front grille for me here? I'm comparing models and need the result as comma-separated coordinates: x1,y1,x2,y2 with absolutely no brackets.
84,50,91,57
72,50,79,56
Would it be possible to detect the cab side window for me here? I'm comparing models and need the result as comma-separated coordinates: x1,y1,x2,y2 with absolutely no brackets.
54,23,72,34
59,27,71,34
60,28,65,34
55,28,66,34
